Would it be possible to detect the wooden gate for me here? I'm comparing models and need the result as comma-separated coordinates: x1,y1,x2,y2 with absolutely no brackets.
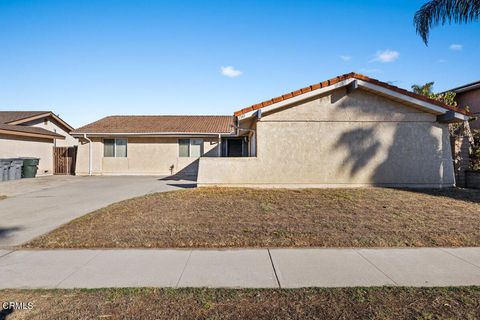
53,146,77,175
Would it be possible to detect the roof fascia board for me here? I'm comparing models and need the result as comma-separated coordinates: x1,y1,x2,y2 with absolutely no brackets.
453,82,480,93
0,129,65,140
450,81,480,93
452,112,469,121
357,80,460,117
6,112,52,125
237,77,468,122
238,79,355,120
72,132,236,137
7,112,75,131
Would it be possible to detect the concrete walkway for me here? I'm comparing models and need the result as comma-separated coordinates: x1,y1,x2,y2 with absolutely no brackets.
0,176,193,247
0,247,479,289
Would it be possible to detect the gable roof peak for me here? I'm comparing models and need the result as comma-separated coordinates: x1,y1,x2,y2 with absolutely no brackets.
234,72,470,119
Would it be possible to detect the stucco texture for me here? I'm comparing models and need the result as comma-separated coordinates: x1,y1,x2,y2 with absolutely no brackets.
456,88,480,129
24,117,78,147
75,137,219,176
0,116,77,175
0,135,54,175
197,88,455,187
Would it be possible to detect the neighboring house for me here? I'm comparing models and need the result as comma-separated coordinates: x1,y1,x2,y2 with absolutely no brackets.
449,80,480,129
73,73,470,187
71,116,235,176
0,111,77,175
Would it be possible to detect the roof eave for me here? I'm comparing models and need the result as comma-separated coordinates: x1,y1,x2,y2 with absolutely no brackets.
237,78,470,122
71,132,236,137
6,112,75,131
0,128,65,140
450,81,480,93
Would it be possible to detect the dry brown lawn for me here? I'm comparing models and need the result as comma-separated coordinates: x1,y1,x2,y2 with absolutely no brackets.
25,187,480,248
1,287,479,320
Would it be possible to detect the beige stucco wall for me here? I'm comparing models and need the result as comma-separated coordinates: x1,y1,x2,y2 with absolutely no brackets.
75,136,220,176
198,88,455,187
456,88,480,129
0,115,77,176
23,117,78,147
0,135,54,175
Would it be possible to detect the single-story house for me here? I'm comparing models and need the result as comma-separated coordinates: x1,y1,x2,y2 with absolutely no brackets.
448,80,480,129
73,73,470,187
0,111,77,175
71,115,236,177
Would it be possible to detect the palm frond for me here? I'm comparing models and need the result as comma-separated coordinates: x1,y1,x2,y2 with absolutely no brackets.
414,0,480,45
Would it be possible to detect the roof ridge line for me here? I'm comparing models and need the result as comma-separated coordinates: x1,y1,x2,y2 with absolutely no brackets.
233,72,471,117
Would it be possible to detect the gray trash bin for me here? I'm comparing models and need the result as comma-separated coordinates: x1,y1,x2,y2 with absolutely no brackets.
8,159,23,180
0,159,11,182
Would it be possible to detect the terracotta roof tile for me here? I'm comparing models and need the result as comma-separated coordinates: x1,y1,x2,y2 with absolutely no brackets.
72,115,234,134
233,72,471,117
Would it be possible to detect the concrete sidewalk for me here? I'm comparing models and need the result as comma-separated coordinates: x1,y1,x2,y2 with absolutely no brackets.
0,247,479,289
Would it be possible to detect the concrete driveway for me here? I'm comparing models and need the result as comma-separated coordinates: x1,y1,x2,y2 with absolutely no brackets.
0,176,193,247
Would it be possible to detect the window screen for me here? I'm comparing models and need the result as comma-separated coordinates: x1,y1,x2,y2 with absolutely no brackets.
115,139,128,157
178,139,190,157
104,139,115,157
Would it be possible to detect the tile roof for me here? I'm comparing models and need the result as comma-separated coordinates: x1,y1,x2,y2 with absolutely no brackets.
234,72,471,117
72,115,235,134
0,111,50,124
0,111,65,138
0,123,64,138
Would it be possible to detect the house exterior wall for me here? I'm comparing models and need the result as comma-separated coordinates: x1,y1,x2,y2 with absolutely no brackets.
75,136,219,176
0,115,78,176
197,88,455,187
0,134,54,175
23,117,78,147
455,88,480,129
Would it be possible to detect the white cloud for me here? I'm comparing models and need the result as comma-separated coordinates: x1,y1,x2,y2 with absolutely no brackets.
438,58,447,63
220,66,242,78
340,55,352,61
370,49,400,63
449,44,463,51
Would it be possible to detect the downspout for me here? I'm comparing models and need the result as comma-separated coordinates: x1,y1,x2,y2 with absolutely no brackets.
218,134,222,157
83,134,92,176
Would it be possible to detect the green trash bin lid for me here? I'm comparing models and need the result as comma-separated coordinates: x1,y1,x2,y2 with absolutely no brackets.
20,157,40,166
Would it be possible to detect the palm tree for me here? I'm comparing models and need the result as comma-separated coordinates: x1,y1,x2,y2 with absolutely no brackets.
414,0,480,44
411,82,458,106
411,82,436,98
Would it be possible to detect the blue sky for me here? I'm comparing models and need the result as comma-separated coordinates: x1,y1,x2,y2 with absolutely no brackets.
0,0,478,128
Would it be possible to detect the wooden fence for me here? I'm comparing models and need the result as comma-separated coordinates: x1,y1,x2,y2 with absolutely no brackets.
53,146,77,175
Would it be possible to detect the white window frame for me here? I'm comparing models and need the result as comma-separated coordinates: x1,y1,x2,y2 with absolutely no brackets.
178,138,203,158
104,138,128,158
